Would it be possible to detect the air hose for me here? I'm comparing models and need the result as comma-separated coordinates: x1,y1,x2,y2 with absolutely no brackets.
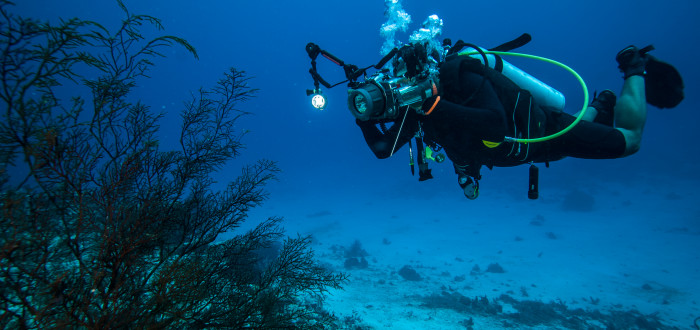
457,50,589,144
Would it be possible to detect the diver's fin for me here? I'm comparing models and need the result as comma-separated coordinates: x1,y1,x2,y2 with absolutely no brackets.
489,33,532,52
645,54,684,109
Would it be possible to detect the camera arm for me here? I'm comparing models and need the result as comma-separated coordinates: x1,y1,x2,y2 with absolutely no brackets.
305,42,398,91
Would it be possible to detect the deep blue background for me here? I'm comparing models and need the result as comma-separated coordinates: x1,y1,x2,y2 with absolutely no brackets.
10,3,700,326
14,0,700,205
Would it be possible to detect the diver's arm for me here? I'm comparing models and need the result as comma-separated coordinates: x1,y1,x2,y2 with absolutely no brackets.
356,110,418,159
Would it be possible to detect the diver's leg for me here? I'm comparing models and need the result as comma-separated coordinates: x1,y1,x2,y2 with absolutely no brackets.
614,46,648,156
614,76,647,155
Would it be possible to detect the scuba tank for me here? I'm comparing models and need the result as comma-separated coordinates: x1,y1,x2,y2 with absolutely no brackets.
464,46,566,112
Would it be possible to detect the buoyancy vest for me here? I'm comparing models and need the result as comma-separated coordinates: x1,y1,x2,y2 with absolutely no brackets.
437,55,549,176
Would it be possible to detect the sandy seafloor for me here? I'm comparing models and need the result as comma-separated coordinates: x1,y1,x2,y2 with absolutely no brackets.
247,162,700,329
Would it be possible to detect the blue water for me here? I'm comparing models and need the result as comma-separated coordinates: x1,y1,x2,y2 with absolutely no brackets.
14,0,700,328
16,0,700,187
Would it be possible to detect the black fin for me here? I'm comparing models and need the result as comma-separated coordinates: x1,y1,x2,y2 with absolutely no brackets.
489,33,532,52
645,55,684,109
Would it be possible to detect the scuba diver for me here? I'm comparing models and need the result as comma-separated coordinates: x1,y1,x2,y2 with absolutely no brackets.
305,36,684,200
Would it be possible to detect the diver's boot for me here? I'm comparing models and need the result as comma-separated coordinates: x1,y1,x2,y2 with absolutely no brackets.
590,89,616,126
616,45,651,79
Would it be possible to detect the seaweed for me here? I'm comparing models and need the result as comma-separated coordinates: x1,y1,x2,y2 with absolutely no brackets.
398,265,422,281
344,257,369,270
420,292,679,329
422,291,502,315
0,1,345,328
345,239,370,258
486,263,506,273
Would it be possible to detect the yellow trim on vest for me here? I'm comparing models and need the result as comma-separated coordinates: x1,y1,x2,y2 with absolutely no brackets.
482,140,501,148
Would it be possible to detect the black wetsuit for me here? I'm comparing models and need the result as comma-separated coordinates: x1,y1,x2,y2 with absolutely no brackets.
357,60,626,179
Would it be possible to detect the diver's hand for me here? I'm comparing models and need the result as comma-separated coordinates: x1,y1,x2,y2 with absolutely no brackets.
415,95,440,115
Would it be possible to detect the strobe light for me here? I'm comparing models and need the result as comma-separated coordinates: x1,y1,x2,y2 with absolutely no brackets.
307,89,327,110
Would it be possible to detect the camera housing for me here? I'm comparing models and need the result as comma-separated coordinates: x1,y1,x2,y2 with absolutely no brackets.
347,73,399,121
347,72,438,121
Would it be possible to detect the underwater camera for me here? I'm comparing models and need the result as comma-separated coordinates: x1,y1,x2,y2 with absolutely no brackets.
347,73,438,121
305,42,438,121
